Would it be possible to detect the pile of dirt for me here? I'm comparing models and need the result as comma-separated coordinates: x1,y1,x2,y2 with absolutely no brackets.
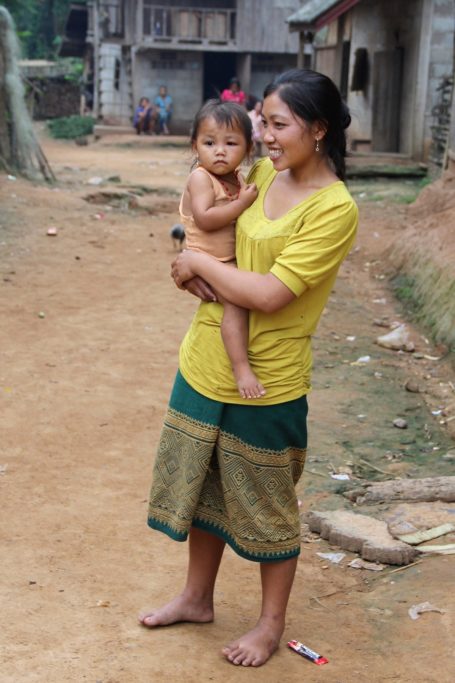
388,169,455,350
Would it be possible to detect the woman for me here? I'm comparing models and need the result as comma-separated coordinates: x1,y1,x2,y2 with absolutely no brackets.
220,77,246,106
140,69,358,668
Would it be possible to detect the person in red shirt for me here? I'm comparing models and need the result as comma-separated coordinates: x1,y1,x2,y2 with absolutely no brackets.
220,77,246,106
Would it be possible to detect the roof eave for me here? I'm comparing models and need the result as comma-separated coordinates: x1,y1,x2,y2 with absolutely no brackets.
287,0,362,33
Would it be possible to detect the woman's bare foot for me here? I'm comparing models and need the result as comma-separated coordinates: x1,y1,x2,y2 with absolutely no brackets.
138,593,214,628
222,616,284,667
234,364,266,399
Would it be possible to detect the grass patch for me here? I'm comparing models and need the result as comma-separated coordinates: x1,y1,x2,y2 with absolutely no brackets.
349,178,426,204
391,262,455,358
47,116,95,139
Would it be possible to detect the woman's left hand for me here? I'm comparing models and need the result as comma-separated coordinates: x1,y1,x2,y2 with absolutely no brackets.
171,250,197,288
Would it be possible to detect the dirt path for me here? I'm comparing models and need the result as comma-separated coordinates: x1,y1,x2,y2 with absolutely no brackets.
1,133,454,683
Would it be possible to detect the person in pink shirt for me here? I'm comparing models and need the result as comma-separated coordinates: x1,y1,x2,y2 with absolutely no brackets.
220,77,246,106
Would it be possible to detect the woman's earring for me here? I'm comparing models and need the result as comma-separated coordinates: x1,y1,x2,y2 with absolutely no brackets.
315,138,320,152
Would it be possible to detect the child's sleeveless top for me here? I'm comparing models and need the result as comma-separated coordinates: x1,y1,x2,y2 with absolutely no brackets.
179,167,236,262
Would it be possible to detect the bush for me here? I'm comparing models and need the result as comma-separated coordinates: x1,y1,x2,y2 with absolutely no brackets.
47,115,95,139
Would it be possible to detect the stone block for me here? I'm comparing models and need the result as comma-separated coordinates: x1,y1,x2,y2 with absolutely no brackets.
306,510,417,565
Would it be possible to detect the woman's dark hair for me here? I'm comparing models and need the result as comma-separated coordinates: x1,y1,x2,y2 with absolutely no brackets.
190,99,253,152
263,69,351,180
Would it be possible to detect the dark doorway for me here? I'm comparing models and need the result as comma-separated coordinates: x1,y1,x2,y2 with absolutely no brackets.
372,48,404,152
203,52,237,101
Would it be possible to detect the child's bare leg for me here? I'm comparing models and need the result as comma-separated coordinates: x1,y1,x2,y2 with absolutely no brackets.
220,302,265,399
139,527,225,627
222,556,298,667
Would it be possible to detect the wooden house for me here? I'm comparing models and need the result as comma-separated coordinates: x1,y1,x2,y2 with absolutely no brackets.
287,0,455,161
60,0,303,131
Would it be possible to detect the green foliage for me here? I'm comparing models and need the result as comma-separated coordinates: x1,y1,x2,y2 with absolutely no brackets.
62,57,84,82
392,274,419,311
47,115,94,139
4,0,76,59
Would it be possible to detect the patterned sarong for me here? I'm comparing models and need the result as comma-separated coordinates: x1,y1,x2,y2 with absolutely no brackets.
148,371,308,562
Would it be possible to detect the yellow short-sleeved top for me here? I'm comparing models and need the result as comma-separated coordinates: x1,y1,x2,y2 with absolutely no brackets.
179,157,358,405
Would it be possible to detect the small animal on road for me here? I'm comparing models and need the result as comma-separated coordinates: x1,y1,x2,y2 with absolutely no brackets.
170,223,186,250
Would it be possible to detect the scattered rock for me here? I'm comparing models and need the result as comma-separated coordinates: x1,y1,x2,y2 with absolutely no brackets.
393,418,408,429
75,136,88,146
306,510,417,565
373,318,390,328
405,379,422,393
376,324,415,352
87,176,104,186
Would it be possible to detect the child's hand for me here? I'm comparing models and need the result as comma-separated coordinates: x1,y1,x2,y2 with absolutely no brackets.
237,174,258,209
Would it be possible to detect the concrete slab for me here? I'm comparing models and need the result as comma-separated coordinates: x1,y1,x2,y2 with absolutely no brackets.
306,510,417,565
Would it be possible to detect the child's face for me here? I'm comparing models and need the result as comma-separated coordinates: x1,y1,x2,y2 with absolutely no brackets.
193,117,249,176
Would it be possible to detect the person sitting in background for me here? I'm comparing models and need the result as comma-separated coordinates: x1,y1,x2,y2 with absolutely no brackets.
154,85,173,135
133,97,156,135
220,78,246,106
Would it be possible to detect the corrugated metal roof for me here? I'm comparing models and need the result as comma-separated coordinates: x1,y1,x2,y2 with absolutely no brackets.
287,0,361,29
287,0,340,25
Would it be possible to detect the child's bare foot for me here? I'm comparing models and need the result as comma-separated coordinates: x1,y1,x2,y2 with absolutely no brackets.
222,616,284,667
138,593,214,628
234,364,266,399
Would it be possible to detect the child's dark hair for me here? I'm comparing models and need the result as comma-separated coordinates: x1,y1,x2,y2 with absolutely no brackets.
263,69,351,180
190,99,253,152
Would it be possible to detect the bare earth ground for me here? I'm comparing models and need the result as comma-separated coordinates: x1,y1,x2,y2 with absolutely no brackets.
1,130,454,683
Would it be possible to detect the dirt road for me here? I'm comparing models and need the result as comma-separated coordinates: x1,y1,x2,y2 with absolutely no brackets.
1,132,454,682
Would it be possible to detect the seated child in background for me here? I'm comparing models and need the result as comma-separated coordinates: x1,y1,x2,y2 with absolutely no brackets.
133,97,156,135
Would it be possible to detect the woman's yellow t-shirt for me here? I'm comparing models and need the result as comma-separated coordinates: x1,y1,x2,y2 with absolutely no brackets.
179,158,358,405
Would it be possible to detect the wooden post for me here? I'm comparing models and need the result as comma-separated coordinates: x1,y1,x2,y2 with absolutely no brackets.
93,0,100,118
297,31,304,69
237,52,251,101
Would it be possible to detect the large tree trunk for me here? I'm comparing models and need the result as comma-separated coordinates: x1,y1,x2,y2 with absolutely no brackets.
0,6,54,181
0,48,11,169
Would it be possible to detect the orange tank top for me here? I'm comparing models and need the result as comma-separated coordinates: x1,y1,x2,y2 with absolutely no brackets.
179,167,236,262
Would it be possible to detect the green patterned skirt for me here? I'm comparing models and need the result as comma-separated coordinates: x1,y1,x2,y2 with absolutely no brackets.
148,371,308,562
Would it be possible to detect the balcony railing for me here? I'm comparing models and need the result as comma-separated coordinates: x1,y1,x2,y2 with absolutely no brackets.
142,5,236,45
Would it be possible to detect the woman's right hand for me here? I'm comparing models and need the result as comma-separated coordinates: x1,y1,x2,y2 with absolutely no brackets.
182,276,217,302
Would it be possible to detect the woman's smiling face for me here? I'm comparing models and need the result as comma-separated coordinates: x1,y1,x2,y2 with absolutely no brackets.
261,92,319,171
